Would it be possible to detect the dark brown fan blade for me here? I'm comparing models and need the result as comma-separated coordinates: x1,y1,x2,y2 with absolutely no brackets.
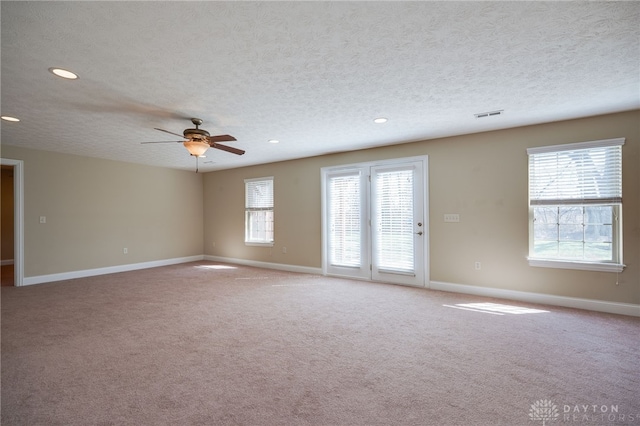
141,140,184,144
154,128,186,139
211,143,245,155
208,134,237,143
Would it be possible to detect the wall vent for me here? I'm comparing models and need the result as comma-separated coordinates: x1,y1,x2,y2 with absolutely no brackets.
474,110,504,118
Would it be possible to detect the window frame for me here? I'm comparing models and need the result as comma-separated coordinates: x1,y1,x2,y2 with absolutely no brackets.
244,176,274,247
526,138,625,273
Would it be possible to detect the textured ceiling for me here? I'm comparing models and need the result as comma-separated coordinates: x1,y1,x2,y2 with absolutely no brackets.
1,2,639,172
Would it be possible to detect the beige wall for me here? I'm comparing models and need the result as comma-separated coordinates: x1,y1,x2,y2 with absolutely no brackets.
0,146,204,277
203,110,639,305
1,167,15,261
0,111,637,305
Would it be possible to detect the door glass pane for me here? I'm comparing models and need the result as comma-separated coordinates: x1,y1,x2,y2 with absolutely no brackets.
328,174,361,267
375,169,414,273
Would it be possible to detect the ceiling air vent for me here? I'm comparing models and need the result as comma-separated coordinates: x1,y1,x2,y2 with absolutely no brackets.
474,110,504,119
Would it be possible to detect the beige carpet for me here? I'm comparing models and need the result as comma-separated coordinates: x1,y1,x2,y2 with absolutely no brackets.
2,262,639,425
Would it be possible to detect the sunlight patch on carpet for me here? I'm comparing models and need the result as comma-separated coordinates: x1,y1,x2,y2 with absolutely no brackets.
443,302,550,315
271,283,328,287
195,264,237,270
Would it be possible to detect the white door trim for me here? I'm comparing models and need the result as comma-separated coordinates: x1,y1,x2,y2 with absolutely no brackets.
1,158,24,287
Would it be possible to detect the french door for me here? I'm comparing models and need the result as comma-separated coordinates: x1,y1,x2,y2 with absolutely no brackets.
322,156,428,287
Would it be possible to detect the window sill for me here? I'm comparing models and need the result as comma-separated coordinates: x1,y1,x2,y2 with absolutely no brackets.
527,258,625,273
245,242,274,247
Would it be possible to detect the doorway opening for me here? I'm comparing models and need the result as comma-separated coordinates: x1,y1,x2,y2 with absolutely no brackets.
1,158,24,286
1,165,14,285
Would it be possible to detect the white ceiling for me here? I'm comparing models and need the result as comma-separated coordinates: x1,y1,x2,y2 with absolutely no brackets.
2,2,639,172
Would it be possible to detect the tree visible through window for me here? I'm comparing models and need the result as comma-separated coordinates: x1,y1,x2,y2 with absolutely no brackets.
527,138,624,270
245,177,274,245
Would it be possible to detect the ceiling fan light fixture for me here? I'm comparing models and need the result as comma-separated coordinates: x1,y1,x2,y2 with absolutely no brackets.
183,140,210,157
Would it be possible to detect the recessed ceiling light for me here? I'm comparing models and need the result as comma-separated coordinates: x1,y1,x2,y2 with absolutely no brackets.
373,117,388,124
268,139,280,144
1,116,20,122
48,67,79,80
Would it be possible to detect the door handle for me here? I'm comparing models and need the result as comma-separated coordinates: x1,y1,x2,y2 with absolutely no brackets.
415,231,423,236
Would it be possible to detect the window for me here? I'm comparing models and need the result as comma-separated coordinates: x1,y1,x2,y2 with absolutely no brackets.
245,177,274,245
527,138,624,272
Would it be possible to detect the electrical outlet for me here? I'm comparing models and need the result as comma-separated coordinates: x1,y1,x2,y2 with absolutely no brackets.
123,248,128,254
475,261,481,270
282,247,287,254
39,216,46,224
444,214,460,223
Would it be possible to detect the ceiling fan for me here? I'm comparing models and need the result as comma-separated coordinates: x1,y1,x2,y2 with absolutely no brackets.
142,118,245,159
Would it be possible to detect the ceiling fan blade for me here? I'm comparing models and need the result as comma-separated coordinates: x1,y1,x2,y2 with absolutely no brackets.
141,140,184,144
208,134,237,143
212,143,245,155
154,128,186,139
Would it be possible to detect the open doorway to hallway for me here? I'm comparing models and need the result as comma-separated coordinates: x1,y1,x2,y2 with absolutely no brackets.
1,164,15,286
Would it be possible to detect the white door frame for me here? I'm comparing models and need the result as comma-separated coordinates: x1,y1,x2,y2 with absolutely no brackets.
1,158,24,287
321,155,429,287
371,160,426,287
321,167,371,280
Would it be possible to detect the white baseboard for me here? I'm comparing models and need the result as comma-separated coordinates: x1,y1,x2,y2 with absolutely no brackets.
430,280,640,317
22,255,205,286
18,257,638,317
1,259,14,266
204,255,323,276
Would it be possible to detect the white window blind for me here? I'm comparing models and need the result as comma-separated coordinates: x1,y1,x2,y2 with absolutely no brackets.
246,178,273,209
375,168,414,273
328,173,361,267
528,138,624,206
245,177,274,244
